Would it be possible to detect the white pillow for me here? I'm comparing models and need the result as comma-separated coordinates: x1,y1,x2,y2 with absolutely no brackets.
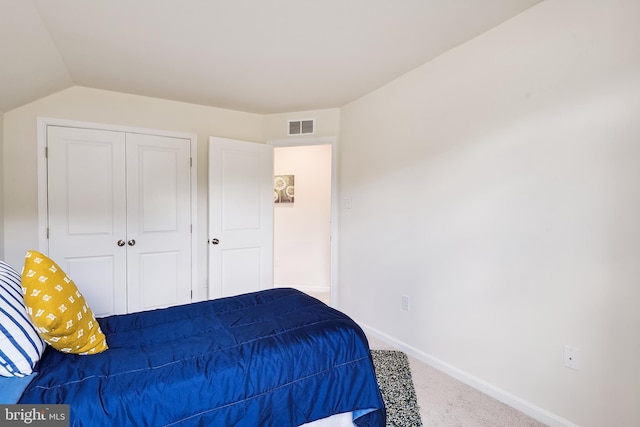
0,260,46,377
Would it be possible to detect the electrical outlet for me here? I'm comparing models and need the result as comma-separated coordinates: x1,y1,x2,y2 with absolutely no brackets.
401,295,410,311
563,345,581,370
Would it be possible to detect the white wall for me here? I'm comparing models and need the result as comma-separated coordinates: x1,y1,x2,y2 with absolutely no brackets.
2,86,263,300
274,145,332,292
338,1,640,426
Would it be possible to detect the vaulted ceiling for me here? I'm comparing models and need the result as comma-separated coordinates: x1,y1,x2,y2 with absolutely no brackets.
0,0,541,114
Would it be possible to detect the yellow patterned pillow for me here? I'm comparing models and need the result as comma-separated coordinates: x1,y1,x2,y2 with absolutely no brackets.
21,250,108,354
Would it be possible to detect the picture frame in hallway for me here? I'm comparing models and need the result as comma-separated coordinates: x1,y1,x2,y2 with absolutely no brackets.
274,175,295,204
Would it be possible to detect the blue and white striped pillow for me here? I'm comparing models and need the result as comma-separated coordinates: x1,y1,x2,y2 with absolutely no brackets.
0,260,46,377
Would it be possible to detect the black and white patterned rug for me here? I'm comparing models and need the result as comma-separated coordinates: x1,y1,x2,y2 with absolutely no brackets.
371,350,423,427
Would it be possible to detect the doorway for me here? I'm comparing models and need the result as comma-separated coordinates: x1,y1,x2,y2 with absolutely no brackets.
268,137,338,307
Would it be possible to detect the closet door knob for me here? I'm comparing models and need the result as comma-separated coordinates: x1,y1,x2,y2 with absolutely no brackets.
211,238,220,245
128,239,136,246
117,240,126,247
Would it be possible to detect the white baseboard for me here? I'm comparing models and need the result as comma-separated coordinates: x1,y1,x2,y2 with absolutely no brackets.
359,322,579,427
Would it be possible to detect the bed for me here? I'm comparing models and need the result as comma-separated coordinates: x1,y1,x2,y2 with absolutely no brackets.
15,287,386,426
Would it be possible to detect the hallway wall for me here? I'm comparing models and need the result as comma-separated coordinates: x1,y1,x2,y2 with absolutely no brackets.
273,145,332,292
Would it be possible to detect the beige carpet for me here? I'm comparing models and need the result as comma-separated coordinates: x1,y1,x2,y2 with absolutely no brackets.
367,336,548,427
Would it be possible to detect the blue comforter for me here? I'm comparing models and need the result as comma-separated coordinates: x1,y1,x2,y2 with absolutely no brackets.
19,288,385,426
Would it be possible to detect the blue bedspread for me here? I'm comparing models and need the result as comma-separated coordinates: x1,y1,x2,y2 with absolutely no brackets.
19,288,385,426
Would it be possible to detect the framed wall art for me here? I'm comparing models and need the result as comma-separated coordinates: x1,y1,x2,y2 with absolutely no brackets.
274,175,294,203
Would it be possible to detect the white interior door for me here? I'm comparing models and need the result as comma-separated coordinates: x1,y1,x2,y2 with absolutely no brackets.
47,126,128,317
125,133,193,312
47,126,194,316
208,137,274,299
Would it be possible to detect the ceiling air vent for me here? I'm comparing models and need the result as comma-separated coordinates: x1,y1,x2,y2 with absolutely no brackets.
288,119,314,136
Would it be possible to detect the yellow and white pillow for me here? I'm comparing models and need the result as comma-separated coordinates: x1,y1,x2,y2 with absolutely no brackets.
21,250,108,355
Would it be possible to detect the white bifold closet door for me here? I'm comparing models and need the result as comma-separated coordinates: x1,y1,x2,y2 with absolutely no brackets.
47,126,192,317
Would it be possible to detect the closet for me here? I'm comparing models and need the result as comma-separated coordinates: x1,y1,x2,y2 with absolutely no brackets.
45,124,194,317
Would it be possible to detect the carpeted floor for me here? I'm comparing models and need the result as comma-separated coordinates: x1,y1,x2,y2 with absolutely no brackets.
371,350,423,427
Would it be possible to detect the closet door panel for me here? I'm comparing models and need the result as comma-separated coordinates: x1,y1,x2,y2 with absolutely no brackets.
47,126,128,317
125,133,192,312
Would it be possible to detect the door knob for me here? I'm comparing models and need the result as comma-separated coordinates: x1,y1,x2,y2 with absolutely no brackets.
128,239,136,246
117,240,125,247
211,238,220,245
